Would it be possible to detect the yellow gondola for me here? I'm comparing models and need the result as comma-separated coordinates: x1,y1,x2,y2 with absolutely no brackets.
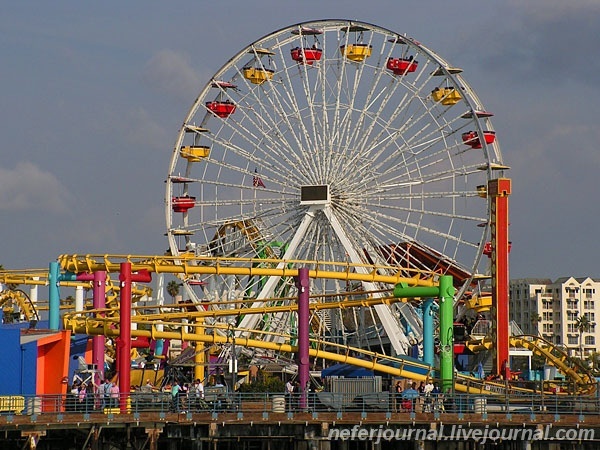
243,67,274,85
340,43,372,62
180,145,210,162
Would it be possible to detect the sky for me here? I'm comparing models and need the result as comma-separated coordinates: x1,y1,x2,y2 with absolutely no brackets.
1,1,599,281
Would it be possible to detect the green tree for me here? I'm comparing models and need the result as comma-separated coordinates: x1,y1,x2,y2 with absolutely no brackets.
167,280,181,303
530,313,542,336
575,314,595,358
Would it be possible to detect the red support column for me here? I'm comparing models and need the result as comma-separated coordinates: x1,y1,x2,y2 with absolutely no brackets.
118,263,151,413
489,178,512,380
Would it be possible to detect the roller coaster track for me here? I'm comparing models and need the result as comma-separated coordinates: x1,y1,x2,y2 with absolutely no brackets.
466,334,596,394
55,254,437,287
4,256,596,395
0,269,153,322
63,298,597,396
0,289,39,323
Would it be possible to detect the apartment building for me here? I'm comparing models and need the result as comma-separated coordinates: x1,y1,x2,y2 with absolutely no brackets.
509,277,600,357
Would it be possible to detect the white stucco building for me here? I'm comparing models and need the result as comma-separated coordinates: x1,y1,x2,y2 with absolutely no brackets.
509,277,600,357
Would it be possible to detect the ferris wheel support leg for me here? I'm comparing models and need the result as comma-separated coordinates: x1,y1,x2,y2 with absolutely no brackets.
297,267,310,410
422,299,434,366
439,276,455,393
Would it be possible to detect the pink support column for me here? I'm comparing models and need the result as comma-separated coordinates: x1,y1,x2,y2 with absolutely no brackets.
76,271,107,385
118,263,133,413
297,267,310,410
92,271,107,383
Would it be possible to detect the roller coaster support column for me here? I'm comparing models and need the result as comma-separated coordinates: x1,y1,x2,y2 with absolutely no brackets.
74,271,107,383
297,267,310,410
438,276,455,393
393,277,455,391
118,263,151,412
422,299,434,366
489,178,511,380
48,262,61,330
50,261,89,330
194,315,205,382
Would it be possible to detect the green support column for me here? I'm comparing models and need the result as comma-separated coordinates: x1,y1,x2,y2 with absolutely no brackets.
439,275,455,393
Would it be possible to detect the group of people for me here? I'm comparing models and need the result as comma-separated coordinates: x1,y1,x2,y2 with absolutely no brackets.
66,378,120,412
394,380,445,413
166,378,205,413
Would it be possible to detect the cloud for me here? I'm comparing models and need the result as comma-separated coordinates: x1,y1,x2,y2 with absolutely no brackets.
0,162,72,212
465,2,600,86
122,107,171,151
143,49,204,101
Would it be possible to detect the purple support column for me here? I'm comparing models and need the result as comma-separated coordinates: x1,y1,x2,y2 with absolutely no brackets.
297,267,310,410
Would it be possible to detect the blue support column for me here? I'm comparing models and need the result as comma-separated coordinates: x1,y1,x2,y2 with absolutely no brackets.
48,262,61,330
422,298,434,366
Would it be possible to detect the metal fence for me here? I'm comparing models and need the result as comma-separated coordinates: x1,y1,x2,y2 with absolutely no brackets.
1,390,600,417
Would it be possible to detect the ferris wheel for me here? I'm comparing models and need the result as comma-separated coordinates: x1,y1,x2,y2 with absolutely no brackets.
165,20,505,355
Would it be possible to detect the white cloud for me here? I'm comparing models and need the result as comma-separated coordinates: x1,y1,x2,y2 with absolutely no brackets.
0,162,71,212
143,49,204,101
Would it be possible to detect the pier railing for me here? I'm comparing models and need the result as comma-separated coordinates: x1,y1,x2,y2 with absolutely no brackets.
2,390,600,418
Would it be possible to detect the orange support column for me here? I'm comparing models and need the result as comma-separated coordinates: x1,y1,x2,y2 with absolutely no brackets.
488,178,511,380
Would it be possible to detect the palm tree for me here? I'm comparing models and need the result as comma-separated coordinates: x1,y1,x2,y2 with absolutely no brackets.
167,280,181,304
575,315,595,358
530,313,542,336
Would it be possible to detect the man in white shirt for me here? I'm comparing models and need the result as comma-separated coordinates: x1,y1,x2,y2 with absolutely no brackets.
422,379,434,412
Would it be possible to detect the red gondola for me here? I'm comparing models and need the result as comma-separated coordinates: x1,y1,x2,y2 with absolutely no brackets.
483,241,512,257
386,57,418,75
290,47,323,65
172,196,196,213
461,131,496,149
206,100,236,118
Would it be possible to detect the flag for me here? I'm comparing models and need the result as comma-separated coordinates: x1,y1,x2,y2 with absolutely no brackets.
252,169,265,188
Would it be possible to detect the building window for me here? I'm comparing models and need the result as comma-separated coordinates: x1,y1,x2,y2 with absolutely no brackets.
585,336,595,346
568,335,579,345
